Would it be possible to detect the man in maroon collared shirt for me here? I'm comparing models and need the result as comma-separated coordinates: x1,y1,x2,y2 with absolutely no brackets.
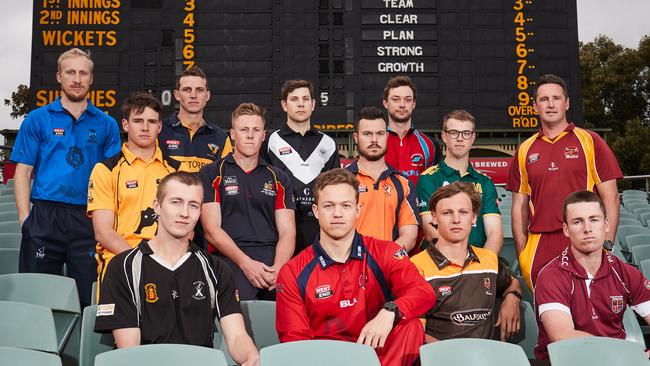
535,191,650,360
276,168,435,366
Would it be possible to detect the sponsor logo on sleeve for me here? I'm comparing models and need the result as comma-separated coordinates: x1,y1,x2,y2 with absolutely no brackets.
96,304,115,316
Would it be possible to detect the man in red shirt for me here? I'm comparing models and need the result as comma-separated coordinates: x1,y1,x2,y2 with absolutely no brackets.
507,74,622,289
535,191,650,360
276,168,435,366
382,76,442,187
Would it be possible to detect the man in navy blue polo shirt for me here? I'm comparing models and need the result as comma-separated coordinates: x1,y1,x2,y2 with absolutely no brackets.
200,103,296,301
11,48,121,306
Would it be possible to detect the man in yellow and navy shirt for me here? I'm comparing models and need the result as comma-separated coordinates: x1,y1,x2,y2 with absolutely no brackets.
159,66,232,173
88,93,179,289
411,181,521,343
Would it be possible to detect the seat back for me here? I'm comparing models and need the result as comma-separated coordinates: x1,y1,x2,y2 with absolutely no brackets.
617,226,650,251
619,211,636,220
626,234,650,251
0,202,16,211
631,244,650,265
0,346,62,366
516,301,538,358
0,273,80,313
626,201,649,213
0,301,58,353
241,300,280,349
0,220,20,233
0,248,19,275
619,217,642,227
95,344,228,366
640,259,650,278
623,307,646,348
0,233,21,249
640,212,650,227
0,205,18,215
420,338,529,366
634,207,650,221
79,305,115,366
548,336,647,366
260,340,380,366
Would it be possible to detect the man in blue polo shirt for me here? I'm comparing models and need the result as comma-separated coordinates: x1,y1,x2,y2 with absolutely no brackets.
11,48,121,306
200,103,296,301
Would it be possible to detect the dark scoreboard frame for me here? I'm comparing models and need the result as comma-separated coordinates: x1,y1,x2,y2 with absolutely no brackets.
30,0,583,132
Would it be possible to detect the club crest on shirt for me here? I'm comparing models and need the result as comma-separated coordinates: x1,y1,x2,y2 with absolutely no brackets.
384,184,392,196
359,273,368,289
66,146,85,169
144,283,159,303
644,280,650,290
315,284,333,299
528,153,539,163
610,296,624,313
261,181,277,196
192,281,206,300
279,147,292,156
564,146,579,159
483,277,491,289
207,144,220,156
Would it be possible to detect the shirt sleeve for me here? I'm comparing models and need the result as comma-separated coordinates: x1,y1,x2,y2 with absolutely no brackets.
382,241,436,321
590,132,623,184
211,255,242,319
535,267,572,317
10,111,42,166
275,263,315,342
622,263,650,317
398,179,420,227
94,254,139,332
103,117,122,159
481,179,501,216
87,162,116,213
198,162,221,204
417,173,435,213
274,169,295,210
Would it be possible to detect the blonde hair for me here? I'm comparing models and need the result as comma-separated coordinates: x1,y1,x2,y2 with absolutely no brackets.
57,48,93,71
231,103,266,127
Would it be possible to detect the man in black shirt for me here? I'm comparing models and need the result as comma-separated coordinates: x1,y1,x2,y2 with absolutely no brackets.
95,171,259,366
200,103,296,301
263,80,339,255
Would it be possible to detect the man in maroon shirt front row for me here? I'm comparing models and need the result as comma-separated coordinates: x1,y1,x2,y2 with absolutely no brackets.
535,190,650,360
276,168,435,366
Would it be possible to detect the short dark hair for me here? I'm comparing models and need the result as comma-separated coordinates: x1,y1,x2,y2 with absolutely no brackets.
442,109,476,130
355,106,387,131
156,171,203,203
121,92,162,120
428,181,481,216
313,168,359,204
534,74,568,99
383,75,417,101
231,102,266,128
562,190,606,222
176,66,208,90
281,79,315,100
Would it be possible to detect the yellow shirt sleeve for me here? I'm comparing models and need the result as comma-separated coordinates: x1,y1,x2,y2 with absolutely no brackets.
87,163,116,214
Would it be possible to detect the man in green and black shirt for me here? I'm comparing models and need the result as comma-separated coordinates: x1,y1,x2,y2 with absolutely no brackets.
417,110,502,254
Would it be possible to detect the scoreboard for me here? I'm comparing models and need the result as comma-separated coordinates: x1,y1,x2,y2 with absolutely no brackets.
30,0,583,131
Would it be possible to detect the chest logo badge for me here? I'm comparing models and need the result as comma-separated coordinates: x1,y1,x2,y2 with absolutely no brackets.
166,140,181,150
208,144,219,156
192,281,206,300
610,296,624,314
548,161,559,171
315,284,333,299
411,153,424,167
528,153,539,163
438,286,453,296
262,181,277,196
144,283,159,303
279,147,292,155
66,146,84,169
564,146,579,159
53,128,65,136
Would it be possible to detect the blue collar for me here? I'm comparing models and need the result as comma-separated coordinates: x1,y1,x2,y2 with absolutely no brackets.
311,232,365,269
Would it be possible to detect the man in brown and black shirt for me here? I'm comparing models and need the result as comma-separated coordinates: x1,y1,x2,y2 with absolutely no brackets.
411,181,521,342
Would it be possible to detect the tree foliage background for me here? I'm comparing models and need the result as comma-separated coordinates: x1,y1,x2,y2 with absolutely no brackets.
580,35,650,188
3,84,29,120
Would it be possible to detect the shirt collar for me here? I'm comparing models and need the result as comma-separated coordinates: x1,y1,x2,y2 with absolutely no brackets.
48,97,99,117
167,113,214,131
557,245,614,279
224,153,268,167
387,126,415,137
121,143,165,165
439,159,480,179
426,244,480,270
138,239,199,255
311,232,365,269
536,122,575,140
279,123,318,136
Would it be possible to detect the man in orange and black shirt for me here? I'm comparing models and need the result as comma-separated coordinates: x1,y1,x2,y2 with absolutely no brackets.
411,182,521,342
346,106,419,251
88,93,179,291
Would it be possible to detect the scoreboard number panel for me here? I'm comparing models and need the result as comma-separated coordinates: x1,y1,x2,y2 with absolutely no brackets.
30,0,582,130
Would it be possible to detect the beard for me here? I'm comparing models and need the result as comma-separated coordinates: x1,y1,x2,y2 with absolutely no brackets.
62,86,88,103
359,145,386,161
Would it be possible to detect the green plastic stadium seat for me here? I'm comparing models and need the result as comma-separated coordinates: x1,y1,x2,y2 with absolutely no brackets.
631,244,650,265
634,207,650,221
640,212,650,227
0,301,58,353
0,273,81,361
241,300,280,349
495,300,538,358
548,336,647,366
0,248,19,275
420,338,528,366
626,234,650,251
616,226,650,252
640,259,650,279
95,344,228,366
610,244,627,262
623,189,648,197
261,340,380,366
0,195,15,204
79,305,115,366
0,188,14,196
623,307,646,348
626,201,650,214
0,346,62,366
91,282,97,305
5,179,14,188
619,217,643,227
0,233,21,249
0,221,20,233
619,211,636,220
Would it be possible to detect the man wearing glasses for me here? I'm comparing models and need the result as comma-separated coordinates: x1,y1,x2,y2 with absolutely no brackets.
417,110,502,254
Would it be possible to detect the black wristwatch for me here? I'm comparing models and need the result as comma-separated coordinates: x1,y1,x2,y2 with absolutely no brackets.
504,290,522,300
383,301,400,321
603,240,614,251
